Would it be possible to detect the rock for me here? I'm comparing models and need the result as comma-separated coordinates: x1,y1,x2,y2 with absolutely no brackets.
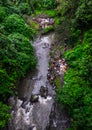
40,86,48,98
8,96,15,107
21,97,27,102
30,95,39,103
28,125,35,130
47,73,51,80
21,101,28,108
20,96,28,108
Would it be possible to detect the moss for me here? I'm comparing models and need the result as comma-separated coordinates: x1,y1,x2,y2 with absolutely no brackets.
35,10,57,18
42,26,54,34
55,17,60,25
54,75,61,88
29,20,40,32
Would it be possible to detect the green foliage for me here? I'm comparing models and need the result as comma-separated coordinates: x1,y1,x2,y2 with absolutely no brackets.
0,0,9,6
7,5,20,15
28,0,57,10
43,0,58,9
83,29,92,43
55,18,72,43
35,10,57,18
0,0,20,15
43,26,54,34
3,14,35,39
43,10,56,18
69,29,81,47
0,32,37,100
0,32,36,128
0,102,11,128
29,20,39,32
55,9,92,123
75,0,92,26
57,29,92,130
0,69,14,100
18,2,31,14
55,17,60,25
8,33,37,72
0,1,37,128
28,0,43,9
54,76,61,88
0,6,7,22
55,0,92,44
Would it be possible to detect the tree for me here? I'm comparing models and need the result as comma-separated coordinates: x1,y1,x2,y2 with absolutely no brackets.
57,29,92,130
3,14,35,39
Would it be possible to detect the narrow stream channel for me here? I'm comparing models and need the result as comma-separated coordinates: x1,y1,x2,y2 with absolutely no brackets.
8,33,70,130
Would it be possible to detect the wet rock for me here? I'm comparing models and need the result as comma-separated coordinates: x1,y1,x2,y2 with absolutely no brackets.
8,96,15,107
32,77,37,80
30,95,39,103
21,97,27,102
21,101,28,109
28,125,37,130
21,97,28,108
37,74,42,80
40,86,48,98
47,73,51,80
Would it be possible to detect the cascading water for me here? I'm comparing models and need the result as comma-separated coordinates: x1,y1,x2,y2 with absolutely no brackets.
8,33,70,130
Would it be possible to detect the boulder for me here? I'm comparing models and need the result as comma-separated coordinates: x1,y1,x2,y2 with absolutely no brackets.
30,95,39,103
28,126,36,130
40,86,48,98
21,101,28,108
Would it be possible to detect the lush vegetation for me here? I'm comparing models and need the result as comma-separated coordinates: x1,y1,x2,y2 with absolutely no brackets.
42,25,54,34
0,0,37,128
0,0,58,128
0,0,92,129
56,0,92,130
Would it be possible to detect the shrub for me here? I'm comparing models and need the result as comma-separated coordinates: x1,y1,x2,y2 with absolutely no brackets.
29,20,39,31
75,0,92,26
0,33,37,100
57,29,92,130
0,6,7,22
7,33,37,76
3,14,35,39
19,2,31,14
7,5,20,15
0,102,11,129
43,26,54,34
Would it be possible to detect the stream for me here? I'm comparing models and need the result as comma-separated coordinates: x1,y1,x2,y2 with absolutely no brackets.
8,33,70,130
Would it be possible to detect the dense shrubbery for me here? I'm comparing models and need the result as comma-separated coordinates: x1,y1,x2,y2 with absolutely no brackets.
43,0,58,9
18,2,31,14
55,0,92,44
0,102,11,128
0,0,37,128
0,33,36,99
75,0,92,27
56,0,92,130
0,6,7,22
1,0,91,129
3,14,35,39
8,33,37,72
27,0,57,10
35,10,57,18
57,26,92,130
10,1,92,130
43,26,54,34
0,0,58,128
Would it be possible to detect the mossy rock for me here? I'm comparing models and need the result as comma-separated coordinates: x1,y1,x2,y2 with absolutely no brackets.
29,20,40,31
